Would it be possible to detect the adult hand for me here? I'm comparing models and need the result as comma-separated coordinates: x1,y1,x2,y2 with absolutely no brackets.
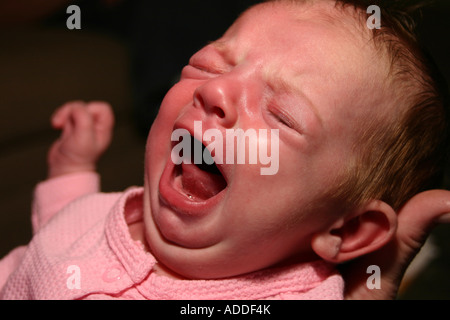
341,189,450,299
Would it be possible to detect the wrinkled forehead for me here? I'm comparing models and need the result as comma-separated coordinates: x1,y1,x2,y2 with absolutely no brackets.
213,1,378,75
208,0,394,131
214,2,385,94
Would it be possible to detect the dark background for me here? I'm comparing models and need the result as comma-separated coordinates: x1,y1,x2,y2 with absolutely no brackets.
0,0,449,299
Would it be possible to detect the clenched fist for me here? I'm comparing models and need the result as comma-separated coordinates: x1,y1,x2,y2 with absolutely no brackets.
47,101,114,178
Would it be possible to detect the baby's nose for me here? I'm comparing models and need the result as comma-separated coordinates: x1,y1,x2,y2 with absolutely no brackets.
193,79,238,128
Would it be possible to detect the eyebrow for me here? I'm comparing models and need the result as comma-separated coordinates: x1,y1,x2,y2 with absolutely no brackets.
189,49,229,75
209,40,228,52
208,40,242,66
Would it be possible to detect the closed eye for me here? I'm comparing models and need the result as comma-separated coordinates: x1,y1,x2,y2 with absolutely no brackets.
269,105,298,129
181,64,223,80
267,105,305,137
181,65,211,79
272,111,294,128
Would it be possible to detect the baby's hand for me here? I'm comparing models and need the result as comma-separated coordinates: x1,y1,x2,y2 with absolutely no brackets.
47,101,114,178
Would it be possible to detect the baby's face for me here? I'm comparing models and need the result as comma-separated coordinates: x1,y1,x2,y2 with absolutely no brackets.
142,1,388,279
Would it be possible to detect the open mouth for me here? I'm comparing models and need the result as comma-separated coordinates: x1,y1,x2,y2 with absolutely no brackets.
170,134,227,203
155,133,229,247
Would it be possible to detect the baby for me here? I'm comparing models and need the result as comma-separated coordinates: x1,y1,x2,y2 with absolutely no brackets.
0,0,448,299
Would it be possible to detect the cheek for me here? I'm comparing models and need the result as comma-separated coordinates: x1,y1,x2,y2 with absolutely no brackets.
159,80,201,114
156,84,191,120
146,82,197,158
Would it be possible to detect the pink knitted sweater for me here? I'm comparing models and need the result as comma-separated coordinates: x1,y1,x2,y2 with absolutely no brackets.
0,172,344,300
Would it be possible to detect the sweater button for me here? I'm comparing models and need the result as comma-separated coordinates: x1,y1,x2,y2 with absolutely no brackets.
102,266,124,283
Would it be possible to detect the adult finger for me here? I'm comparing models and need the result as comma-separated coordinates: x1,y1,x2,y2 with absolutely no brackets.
343,189,450,299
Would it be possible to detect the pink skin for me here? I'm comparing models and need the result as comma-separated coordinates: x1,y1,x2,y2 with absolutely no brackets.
142,2,394,280
48,101,114,178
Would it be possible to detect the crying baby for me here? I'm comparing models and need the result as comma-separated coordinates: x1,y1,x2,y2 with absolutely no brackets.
1,0,447,300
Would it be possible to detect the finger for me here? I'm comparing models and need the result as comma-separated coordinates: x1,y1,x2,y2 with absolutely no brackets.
396,190,450,249
68,104,96,146
380,190,450,296
86,101,115,150
437,212,450,223
86,101,115,131
343,189,450,299
51,101,85,129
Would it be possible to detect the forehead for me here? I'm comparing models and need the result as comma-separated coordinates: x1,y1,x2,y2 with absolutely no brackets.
214,1,370,62
209,1,380,90
190,0,397,152
207,1,389,121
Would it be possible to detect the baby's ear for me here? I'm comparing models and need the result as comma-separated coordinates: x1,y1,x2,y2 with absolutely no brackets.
311,200,397,263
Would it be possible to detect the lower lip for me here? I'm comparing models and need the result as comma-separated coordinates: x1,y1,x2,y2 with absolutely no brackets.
158,158,226,217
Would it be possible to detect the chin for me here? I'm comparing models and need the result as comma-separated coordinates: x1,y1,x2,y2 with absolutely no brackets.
147,241,259,280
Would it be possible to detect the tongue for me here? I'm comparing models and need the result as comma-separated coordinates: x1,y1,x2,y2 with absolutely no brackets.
181,162,227,201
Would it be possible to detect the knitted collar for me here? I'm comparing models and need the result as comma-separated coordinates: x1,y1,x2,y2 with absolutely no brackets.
105,187,340,300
